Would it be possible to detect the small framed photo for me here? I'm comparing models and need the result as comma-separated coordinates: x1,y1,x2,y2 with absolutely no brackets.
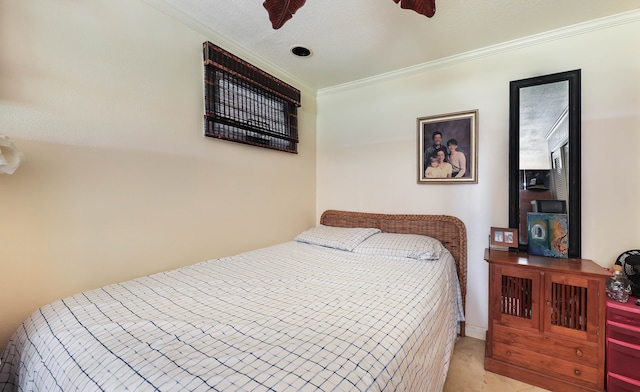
417,109,478,184
490,227,518,248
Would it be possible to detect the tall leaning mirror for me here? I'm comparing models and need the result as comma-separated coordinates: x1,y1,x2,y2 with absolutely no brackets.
508,69,581,258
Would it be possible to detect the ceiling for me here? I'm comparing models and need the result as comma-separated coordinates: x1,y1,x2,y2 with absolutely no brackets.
519,81,568,169
157,0,639,90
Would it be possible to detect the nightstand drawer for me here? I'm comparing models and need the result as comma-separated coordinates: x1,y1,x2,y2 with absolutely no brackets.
607,373,640,392
493,323,598,367
492,341,599,386
607,320,640,346
606,338,640,381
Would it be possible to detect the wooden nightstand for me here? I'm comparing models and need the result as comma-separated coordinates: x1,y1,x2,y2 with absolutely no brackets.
484,249,610,392
606,295,640,391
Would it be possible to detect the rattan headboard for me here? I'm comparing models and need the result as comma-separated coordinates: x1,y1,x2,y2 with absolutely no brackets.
320,210,467,336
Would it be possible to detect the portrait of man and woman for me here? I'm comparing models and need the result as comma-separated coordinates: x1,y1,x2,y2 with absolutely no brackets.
421,117,472,180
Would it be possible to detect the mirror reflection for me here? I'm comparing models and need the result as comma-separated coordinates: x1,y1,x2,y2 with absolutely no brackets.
509,69,581,258
518,81,569,244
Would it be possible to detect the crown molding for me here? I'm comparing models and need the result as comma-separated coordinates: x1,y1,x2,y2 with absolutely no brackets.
318,9,640,97
141,1,639,99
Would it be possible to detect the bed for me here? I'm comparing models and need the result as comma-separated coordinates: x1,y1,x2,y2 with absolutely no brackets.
0,210,467,392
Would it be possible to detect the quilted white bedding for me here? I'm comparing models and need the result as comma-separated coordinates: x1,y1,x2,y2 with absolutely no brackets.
0,240,463,392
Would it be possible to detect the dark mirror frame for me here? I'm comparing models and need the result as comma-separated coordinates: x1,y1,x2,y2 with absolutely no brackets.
508,69,581,258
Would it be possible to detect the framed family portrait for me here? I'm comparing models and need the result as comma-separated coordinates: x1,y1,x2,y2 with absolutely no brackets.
490,227,519,248
417,109,478,184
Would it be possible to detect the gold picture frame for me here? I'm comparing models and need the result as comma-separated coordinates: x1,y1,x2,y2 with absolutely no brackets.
417,109,478,184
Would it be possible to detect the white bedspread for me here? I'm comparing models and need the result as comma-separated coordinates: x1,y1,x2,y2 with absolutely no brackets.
0,241,463,392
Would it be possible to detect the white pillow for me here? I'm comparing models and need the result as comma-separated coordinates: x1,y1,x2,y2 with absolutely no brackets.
352,232,443,260
294,225,381,251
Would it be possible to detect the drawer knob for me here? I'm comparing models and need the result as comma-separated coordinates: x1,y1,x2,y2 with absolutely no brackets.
506,351,512,356
574,369,581,376
575,348,583,356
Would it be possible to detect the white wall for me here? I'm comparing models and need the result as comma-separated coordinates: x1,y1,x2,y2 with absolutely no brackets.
0,0,317,350
316,14,640,337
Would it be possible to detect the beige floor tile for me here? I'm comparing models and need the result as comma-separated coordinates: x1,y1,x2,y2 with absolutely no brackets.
443,337,550,392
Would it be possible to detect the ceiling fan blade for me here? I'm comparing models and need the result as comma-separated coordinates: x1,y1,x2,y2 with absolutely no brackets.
393,0,436,18
263,0,307,29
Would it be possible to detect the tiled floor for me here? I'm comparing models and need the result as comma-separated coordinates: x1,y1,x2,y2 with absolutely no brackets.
443,337,550,392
